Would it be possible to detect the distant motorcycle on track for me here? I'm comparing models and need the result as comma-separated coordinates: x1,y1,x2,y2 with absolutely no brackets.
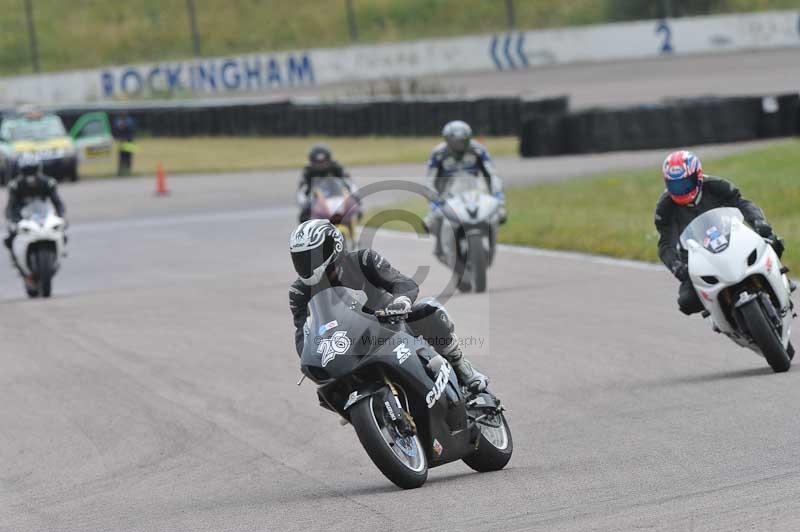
435,176,502,293
299,286,512,489
680,207,796,372
309,176,361,250
10,199,67,298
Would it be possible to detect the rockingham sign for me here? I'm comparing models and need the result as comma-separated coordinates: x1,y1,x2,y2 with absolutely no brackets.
100,54,315,98
1,10,797,105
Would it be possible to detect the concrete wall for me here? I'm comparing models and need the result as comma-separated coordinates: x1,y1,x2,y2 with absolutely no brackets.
1,10,797,105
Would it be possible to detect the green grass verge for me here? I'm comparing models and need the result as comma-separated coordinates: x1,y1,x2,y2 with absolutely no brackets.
1,0,796,76
366,139,800,273
79,136,518,178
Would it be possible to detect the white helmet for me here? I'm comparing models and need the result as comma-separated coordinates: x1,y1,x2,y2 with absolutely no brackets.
289,220,344,285
442,120,472,154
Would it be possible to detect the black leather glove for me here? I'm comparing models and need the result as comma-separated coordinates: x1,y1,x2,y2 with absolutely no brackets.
385,296,412,315
498,205,508,225
753,220,774,238
671,260,689,282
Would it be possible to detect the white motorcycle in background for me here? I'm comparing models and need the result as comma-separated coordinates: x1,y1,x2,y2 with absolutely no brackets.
10,200,67,298
680,207,796,372
436,176,502,293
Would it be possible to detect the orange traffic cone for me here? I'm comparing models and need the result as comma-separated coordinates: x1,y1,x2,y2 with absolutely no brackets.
155,162,169,196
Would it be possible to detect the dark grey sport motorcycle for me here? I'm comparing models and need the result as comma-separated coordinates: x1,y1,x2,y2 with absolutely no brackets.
299,286,512,489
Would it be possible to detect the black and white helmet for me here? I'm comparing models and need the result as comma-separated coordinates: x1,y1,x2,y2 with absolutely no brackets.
442,120,472,154
289,220,345,285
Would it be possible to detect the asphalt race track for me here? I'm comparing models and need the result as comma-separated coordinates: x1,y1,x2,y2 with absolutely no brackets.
1,142,798,531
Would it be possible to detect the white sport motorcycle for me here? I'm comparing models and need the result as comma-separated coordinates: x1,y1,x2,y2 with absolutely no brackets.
10,200,67,298
680,207,796,372
436,176,502,293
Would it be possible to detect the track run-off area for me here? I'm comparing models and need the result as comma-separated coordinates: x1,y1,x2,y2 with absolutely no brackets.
1,139,798,531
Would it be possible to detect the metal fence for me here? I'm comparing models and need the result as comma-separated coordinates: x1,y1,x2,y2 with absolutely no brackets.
9,0,762,75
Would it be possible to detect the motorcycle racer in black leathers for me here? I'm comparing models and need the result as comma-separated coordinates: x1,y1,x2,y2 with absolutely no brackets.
288,219,489,392
296,144,357,223
424,120,507,258
655,150,787,315
4,153,66,254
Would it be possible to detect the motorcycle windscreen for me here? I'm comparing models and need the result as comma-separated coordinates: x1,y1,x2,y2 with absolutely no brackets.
311,176,346,198
300,286,376,381
680,207,743,254
20,199,52,224
443,174,489,197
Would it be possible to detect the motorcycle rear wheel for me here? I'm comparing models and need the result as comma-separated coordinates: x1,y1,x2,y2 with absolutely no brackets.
462,410,513,472
350,395,428,489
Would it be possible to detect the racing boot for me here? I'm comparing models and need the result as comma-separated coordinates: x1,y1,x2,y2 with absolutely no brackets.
23,274,36,296
442,336,488,393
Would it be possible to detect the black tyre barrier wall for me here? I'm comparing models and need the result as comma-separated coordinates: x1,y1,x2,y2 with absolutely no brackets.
54,96,568,138
519,93,799,157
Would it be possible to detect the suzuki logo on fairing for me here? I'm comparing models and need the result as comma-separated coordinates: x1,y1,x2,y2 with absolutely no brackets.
394,342,411,364
426,361,452,408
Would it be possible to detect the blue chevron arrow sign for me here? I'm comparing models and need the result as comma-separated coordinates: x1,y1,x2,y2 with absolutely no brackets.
490,33,529,70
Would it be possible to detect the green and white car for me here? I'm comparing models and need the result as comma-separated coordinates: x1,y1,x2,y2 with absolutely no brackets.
0,110,114,185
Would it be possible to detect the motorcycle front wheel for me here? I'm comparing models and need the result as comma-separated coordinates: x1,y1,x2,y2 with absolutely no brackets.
467,233,488,293
740,299,790,373
349,395,428,489
30,247,56,298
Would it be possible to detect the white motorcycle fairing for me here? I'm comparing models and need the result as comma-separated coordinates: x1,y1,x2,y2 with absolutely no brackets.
436,175,501,292
681,208,794,357
10,200,67,295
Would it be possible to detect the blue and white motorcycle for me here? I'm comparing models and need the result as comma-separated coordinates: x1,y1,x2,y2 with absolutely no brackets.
435,176,502,293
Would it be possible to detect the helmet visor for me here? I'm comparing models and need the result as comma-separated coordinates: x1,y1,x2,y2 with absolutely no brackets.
666,174,698,197
291,238,336,279
20,164,38,176
446,138,468,153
